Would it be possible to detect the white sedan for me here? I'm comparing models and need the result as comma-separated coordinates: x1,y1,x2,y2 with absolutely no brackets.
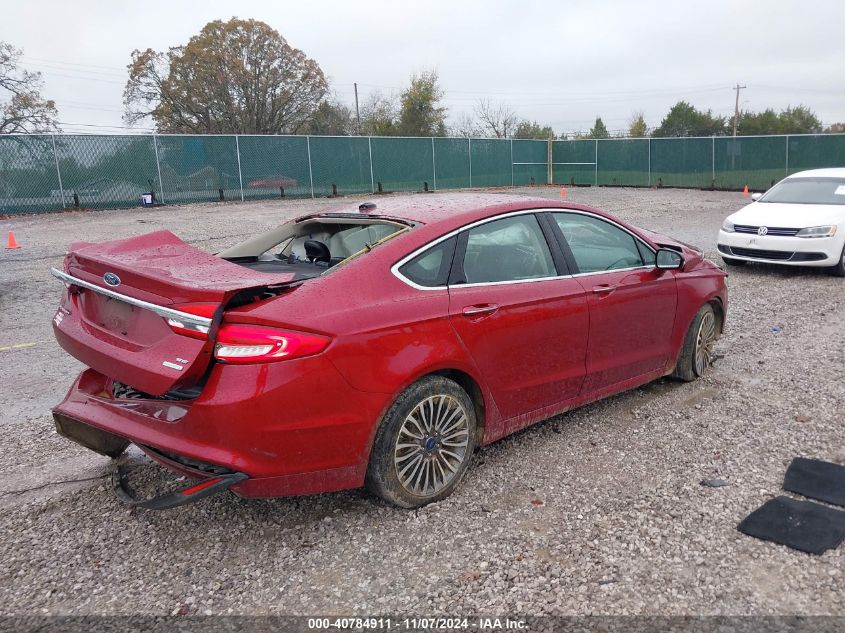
717,168,845,276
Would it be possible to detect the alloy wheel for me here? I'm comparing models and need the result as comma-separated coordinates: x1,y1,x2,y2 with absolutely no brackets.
693,310,717,376
394,395,470,497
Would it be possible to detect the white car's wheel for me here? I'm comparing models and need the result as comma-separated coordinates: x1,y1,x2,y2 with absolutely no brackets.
829,244,845,277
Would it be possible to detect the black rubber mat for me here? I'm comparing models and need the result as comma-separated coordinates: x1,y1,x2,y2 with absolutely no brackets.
737,496,845,555
783,457,845,507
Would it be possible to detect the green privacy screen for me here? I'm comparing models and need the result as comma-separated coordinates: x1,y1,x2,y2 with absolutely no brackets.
371,137,433,192
237,135,311,200
0,135,62,214
552,139,595,186
649,137,713,188
2,133,844,214
512,139,547,186
469,138,512,188
596,139,649,187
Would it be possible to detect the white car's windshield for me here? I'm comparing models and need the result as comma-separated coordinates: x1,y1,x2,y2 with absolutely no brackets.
759,177,845,205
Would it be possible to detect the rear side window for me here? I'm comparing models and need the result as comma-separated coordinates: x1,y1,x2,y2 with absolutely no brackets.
461,214,557,284
398,237,456,287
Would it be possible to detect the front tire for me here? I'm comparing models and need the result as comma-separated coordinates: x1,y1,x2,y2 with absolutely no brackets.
672,304,719,382
366,376,477,508
828,244,845,277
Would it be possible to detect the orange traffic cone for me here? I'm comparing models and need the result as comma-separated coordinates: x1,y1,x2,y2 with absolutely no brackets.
742,184,749,196
5,231,20,250
560,186,567,199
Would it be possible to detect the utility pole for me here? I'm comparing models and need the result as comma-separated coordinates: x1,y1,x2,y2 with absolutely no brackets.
354,83,361,135
732,83,746,137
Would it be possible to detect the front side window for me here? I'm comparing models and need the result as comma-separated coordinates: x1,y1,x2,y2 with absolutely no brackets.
553,213,647,273
460,214,556,284
398,237,456,287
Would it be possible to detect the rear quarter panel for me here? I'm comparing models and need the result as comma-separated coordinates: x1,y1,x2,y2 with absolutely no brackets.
224,242,505,442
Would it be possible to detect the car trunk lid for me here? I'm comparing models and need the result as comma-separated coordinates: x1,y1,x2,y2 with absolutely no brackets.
53,230,296,396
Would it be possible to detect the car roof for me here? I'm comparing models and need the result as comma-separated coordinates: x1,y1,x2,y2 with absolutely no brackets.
315,192,600,225
786,167,845,179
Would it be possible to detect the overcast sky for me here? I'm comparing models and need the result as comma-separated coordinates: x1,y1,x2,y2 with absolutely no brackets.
4,0,844,136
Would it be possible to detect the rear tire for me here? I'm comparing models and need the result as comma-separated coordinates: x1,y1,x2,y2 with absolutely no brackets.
721,257,746,267
672,304,718,382
828,244,845,277
365,376,477,508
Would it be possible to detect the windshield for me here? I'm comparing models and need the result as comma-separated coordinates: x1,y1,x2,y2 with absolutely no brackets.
759,177,845,205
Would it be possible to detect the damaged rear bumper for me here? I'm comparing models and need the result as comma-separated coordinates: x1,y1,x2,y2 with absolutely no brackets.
52,365,388,503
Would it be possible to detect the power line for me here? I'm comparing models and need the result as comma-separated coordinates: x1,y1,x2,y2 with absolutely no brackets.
22,56,127,73
56,121,155,131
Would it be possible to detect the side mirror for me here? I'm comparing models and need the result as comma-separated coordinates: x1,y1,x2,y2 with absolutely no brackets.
750,192,763,201
655,248,684,270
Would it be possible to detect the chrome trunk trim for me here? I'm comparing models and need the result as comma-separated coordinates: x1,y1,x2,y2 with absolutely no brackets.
50,267,213,328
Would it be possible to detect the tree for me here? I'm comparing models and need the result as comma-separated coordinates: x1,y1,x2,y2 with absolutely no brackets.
306,99,354,135
450,112,481,138
0,42,59,133
627,112,648,138
777,105,823,134
585,117,610,139
123,18,328,134
827,122,845,134
475,100,519,138
736,108,781,135
360,91,398,136
736,105,823,135
652,101,727,137
514,120,554,139
397,70,447,137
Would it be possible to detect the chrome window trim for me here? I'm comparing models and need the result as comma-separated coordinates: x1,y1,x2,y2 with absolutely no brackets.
390,208,657,291
391,209,557,291
570,264,654,278
50,267,213,328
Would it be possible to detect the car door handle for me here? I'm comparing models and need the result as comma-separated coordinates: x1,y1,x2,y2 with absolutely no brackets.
591,284,617,295
462,304,499,317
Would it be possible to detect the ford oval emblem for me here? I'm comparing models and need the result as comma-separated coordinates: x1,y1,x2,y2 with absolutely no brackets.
103,272,121,287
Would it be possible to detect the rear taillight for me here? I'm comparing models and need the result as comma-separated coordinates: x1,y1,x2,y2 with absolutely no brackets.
214,324,331,364
166,303,218,340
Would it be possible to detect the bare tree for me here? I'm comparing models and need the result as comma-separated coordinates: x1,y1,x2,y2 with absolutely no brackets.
474,99,519,138
0,42,60,133
450,112,481,138
360,91,399,136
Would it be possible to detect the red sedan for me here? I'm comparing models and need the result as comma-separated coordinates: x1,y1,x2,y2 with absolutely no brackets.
50,194,727,509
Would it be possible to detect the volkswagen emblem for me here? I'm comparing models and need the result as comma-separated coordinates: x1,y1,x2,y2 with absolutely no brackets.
757,226,768,236
103,272,121,287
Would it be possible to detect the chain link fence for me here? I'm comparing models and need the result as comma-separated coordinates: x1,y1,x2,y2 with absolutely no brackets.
553,134,845,191
0,134,547,215
1,133,843,214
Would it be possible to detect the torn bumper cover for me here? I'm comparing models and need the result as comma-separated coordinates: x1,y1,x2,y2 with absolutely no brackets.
111,459,247,511
55,411,249,509
51,366,383,507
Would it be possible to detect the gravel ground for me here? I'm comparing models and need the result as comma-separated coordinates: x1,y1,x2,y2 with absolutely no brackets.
1,186,843,617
